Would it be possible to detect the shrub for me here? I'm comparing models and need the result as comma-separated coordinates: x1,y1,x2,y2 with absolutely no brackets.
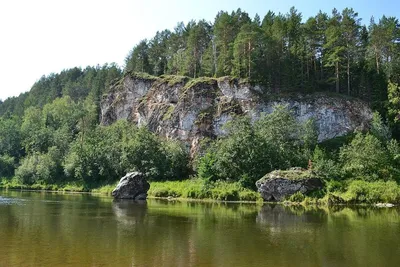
342,180,400,203
0,154,15,178
148,179,261,201
197,106,317,188
64,120,190,188
15,147,61,185
312,146,342,180
289,192,305,202
340,133,392,181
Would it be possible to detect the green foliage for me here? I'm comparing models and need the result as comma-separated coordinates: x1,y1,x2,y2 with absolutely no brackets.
339,133,393,181
0,116,22,159
0,155,15,177
341,180,400,203
317,133,356,155
197,106,317,188
312,146,341,180
125,40,152,74
64,120,190,188
288,192,306,202
325,180,346,193
148,179,261,201
1,7,400,205
370,112,391,142
15,147,62,185
91,184,117,195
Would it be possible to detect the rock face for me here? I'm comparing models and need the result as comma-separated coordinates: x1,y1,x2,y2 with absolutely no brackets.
255,169,324,201
101,73,373,155
112,172,150,200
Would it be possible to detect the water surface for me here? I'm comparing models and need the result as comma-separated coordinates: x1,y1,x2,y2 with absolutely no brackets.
0,190,399,267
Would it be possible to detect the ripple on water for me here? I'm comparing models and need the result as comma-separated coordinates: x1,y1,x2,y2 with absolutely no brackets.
0,196,24,205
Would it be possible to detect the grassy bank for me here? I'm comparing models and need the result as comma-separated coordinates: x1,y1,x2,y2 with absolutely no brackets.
280,180,400,206
148,180,262,202
2,176,400,205
327,180,400,204
0,177,261,202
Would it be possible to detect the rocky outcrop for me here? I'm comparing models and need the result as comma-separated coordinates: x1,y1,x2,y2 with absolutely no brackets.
101,73,373,155
255,168,324,201
112,172,150,200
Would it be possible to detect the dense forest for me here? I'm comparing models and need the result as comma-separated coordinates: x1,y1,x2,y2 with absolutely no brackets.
1,7,400,202
124,7,400,113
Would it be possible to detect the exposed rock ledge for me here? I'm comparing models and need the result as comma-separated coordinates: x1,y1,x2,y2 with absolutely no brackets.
101,73,373,155
112,172,150,200
255,168,324,201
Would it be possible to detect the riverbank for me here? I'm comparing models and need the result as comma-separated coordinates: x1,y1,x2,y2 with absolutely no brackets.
0,178,262,202
1,178,400,205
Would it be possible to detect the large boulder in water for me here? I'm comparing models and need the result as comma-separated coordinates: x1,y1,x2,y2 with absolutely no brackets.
255,168,323,202
112,172,150,200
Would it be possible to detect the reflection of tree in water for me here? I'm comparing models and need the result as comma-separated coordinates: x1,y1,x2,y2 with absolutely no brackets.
112,200,265,267
3,191,399,267
256,204,400,267
256,204,328,232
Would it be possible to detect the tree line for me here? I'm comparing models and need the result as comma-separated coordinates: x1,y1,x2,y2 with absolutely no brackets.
1,7,400,199
125,7,400,111
0,64,122,118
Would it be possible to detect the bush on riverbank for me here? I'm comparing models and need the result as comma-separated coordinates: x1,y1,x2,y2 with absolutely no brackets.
283,180,400,205
0,177,262,202
337,180,400,204
196,107,318,189
148,179,262,202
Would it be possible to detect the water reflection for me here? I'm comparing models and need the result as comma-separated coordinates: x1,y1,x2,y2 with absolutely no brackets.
112,199,148,227
1,190,400,267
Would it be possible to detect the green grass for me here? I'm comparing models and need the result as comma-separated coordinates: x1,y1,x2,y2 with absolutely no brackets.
183,77,217,90
0,177,86,192
338,180,400,204
159,75,189,86
3,175,399,205
0,177,261,202
91,184,117,195
148,179,262,202
162,105,175,121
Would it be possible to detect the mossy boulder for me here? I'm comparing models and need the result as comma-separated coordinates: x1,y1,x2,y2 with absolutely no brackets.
255,168,323,202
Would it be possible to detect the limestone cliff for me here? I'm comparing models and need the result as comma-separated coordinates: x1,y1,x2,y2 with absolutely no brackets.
101,73,372,154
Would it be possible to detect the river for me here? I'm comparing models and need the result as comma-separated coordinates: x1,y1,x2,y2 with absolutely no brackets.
0,190,399,267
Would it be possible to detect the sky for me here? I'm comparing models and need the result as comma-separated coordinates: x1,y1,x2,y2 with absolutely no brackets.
0,0,399,101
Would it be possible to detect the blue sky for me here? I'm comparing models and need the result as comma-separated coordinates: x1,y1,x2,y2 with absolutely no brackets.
0,0,399,100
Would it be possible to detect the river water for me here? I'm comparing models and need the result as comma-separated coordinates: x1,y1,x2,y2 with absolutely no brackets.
0,190,399,267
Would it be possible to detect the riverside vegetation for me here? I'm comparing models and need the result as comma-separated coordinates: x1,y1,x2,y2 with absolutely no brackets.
1,7,400,204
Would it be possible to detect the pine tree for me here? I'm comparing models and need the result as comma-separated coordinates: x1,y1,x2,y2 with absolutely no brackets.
341,8,361,95
324,9,345,93
184,20,212,78
125,40,152,74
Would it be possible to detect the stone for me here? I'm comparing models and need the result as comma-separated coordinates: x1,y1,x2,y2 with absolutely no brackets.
112,172,150,200
101,74,373,157
255,169,323,202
